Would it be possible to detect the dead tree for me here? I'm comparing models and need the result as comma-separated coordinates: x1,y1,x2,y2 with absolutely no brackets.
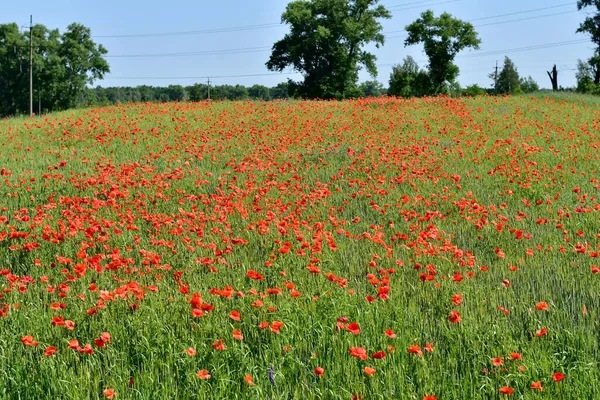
547,65,558,91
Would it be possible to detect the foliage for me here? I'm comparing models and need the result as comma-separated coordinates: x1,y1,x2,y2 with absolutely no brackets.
519,76,539,93
388,56,431,97
404,10,480,93
0,22,109,116
82,83,291,106
462,83,485,97
490,56,521,94
358,80,385,97
577,1,600,85
576,58,600,94
266,0,390,99
270,82,291,99
248,85,272,101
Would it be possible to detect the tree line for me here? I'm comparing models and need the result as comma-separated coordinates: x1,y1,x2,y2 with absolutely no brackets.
2,0,600,116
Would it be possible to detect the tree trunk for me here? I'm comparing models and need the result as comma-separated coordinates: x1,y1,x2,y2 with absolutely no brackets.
546,65,558,91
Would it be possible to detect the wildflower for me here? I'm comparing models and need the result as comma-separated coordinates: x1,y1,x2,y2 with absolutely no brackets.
363,367,376,376
349,347,368,360
552,372,565,382
197,370,210,380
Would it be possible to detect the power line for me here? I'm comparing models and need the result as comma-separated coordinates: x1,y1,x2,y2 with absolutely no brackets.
107,71,301,80
106,38,587,80
475,10,578,28
103,12,581,59
384,3,578,35
469,2,573,22
457,39,589,59
104,46,271,58
93,0,458,39
94,23,283,39
384,0,445,8
388,0,459,11
102,5,583,58
375,39,590,67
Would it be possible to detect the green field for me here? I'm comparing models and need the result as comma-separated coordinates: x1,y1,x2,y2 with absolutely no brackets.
1,94,600,399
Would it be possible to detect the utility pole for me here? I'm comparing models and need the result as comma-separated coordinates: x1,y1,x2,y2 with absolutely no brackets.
207,77,211,100
38,65,42,116
29,15,33,116
494,60,498,95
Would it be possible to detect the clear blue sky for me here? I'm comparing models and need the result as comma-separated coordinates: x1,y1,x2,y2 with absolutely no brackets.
2,0,593,89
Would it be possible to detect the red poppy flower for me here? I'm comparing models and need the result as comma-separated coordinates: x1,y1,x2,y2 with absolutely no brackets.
44,346,58,356
349,347,368,360
552,372,565,382
184,347,196,356
232,329,244,340
530,381,543,390
212,339,226,351
244,374,255,386
407,344,423,356
270,321,284,334
346,322,360,335
448,310,462,324
20,335,38,347
197,370,211,380
372,351,386,359
103,388,116,399
451,293,463,306
384,329,396,339
229,310,241,321
314,367,324,376
498,386,514,395
535,328,548,337
363,367,376,376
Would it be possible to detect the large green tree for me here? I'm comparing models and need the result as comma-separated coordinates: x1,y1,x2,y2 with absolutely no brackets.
0,22,108,116
266,0,390,99
404,10,480,94
577,1,600,85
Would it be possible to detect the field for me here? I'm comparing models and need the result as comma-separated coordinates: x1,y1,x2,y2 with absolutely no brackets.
1,94,600,399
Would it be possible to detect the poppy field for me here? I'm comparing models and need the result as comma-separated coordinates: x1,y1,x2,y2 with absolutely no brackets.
1,94,600,399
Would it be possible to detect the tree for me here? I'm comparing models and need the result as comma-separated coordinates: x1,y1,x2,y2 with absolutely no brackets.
388,56,430,97
575,58,600,94
266,0,390,99
519,76,539,93
270,82,291,99
491,56,520,94
248,84,271,100
404,10,480,94
359,80,384,97
56,24,109,110
577,1,600,84
188,83,208,101
463,84,485,97
547,64,558,91
0,22,108,116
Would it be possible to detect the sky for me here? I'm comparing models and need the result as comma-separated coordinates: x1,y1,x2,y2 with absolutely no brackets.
2,0,594,90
